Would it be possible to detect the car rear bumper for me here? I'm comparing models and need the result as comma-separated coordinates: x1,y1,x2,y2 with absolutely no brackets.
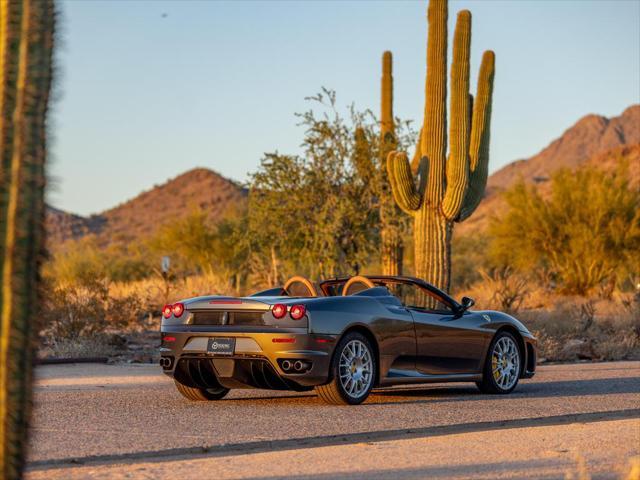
159,327,336,388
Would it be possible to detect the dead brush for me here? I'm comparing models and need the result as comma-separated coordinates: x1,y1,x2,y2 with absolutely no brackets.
574,300,596,333
41,278,145,341
479,267,529,313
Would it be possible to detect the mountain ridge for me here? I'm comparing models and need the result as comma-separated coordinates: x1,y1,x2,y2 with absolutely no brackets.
47,104,640,247
46,168,247,247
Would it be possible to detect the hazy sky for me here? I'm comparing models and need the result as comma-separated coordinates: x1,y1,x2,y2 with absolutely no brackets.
51,0,640,216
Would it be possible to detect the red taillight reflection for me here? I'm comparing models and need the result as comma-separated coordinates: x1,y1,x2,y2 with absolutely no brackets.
272,304,287,319
162,304,173,318
290,305,306,320
172,303,185,318
272,338,295,343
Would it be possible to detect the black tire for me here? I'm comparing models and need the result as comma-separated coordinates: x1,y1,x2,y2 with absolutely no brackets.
476,331,522,394
174,379,230,401
316,331,376,405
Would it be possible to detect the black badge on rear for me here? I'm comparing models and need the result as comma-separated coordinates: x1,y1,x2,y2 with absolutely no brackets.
207,337,236,356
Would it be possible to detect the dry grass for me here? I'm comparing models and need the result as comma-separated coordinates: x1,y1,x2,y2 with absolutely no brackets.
454,283,640,362
40,335,119,359
109,272,234,313
38,273,235,360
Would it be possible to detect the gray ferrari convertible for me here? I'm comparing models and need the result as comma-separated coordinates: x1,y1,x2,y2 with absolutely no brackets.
159,275,537,405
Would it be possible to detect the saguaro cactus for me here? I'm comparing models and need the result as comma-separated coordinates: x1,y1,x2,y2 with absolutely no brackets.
378,51,404,276
0,1,55,478
387,0,494,293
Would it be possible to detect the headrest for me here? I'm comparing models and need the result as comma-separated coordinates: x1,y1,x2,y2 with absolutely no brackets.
283,276,320,297
342,276,375,296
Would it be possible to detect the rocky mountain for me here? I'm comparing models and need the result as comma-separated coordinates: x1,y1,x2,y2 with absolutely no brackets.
458,104,640,235
46,168,247,248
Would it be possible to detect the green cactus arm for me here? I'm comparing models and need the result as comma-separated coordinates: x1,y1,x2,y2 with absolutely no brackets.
387,151,421,214
422,0,448,203
441,10,471,221
458,50,495,222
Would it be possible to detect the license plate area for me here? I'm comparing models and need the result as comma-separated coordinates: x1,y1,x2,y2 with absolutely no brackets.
207,337,236,356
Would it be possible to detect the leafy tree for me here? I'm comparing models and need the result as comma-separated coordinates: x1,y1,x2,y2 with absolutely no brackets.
489,164,640,295
248,89,415,283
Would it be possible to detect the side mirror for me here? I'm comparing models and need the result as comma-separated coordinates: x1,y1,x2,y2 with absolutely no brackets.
460,296,475,311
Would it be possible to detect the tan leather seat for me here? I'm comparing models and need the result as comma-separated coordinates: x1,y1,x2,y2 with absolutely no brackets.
342,276,375,296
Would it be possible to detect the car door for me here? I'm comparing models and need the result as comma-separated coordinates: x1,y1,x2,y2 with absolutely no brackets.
394,283,488,375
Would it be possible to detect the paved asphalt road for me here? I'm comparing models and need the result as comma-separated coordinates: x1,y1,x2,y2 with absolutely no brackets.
26,361,640,479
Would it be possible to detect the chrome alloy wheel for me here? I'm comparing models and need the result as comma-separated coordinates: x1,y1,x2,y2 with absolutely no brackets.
338,339,373,398
491,336,520,390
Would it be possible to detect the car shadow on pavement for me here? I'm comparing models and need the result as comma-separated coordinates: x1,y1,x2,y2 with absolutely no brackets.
188,376,640,406
369,376,640,405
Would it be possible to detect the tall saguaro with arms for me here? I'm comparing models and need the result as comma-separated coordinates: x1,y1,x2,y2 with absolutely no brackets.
387,0,495,293
0,1,55,478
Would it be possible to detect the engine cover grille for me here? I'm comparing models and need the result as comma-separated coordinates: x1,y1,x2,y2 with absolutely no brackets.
192,311,265,326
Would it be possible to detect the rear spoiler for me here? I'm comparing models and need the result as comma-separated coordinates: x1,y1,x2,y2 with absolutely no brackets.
185,297,273,311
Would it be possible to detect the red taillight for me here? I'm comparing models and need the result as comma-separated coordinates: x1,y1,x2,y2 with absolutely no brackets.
272,304,287,319
290,304,306,320
172,302,185,318
163,335,176,343
162,304,173,318
272,337,295,343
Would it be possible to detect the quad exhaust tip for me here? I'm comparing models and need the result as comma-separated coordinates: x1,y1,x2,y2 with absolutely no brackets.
160,357,173,369
279,359,311,373
281,360,292,371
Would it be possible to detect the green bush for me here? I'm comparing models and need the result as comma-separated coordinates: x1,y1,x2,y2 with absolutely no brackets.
489,164,640,295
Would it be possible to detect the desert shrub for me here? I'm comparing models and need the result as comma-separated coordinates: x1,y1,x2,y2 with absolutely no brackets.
463,267,529,312
520,296,640,362
484,268,529,313
489,164,640,295
41,279,145,341
44,236,152,284
43,337,119,359
148,209,248,289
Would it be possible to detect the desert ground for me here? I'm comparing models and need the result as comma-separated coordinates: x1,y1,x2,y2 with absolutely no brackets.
25,361,640,479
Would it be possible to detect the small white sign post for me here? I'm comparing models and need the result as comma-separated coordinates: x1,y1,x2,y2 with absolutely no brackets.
161,256,171,305
161,256,171,274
